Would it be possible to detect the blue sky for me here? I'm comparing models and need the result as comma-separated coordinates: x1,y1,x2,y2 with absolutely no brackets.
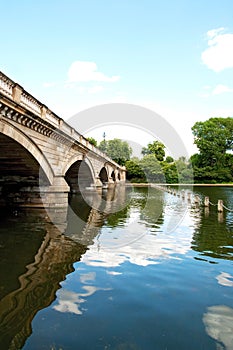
1,0,233,156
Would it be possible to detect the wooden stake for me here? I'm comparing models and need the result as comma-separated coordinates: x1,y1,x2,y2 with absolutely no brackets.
218,199,223,213
204,196,209,207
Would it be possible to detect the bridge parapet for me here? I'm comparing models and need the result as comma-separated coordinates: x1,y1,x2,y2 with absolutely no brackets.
0,73,15,97
0,71,126,208
0,71,122,168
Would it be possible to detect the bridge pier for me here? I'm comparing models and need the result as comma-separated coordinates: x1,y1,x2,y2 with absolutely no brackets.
108,178,115,188
0,176,70,209
95,176,104,188
40,177,70,208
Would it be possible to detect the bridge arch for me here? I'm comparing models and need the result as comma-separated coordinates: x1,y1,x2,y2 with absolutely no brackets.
64,156,95,192
62,154,83,175
0,121,54,184
111,170,116,182
99,167,108,184
83,156,96,183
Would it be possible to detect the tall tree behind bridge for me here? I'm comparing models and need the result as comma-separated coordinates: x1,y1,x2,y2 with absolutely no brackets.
141,141,166,161
99,138,132,166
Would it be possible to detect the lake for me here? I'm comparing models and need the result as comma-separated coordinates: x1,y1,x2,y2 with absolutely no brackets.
0,185,233,350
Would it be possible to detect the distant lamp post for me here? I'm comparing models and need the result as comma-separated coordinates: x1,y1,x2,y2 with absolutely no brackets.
102,132,107,152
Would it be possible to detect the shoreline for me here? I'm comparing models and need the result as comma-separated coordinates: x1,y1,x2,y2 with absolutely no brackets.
126,183,233,187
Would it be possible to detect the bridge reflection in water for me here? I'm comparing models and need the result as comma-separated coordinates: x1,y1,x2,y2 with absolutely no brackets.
0,185,129,350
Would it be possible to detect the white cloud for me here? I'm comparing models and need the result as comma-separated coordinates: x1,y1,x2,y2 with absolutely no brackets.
200,84,233,97
206,27,225,39
43,82,56,88
68,61,120,83
202,28,233,72
212,84,233,95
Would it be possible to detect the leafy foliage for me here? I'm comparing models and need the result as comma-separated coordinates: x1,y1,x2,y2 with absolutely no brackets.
125,158,146,182
86,137,97,147
191,117,233,183
140,154,165,182
99,138,132,165
98,117,233,184
141,141,165,161
126,143,193,184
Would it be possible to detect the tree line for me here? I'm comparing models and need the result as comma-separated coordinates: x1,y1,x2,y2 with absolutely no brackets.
87,117,233,184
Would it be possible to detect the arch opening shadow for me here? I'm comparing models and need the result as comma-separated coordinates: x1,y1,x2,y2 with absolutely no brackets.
65,160,94,193
99,167,108,184
111,170,116,182
0,133,49,207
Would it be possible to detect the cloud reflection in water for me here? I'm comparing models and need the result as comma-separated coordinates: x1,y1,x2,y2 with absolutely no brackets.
53,272,111,315
203,305,233,350
82,209,193,268
216,272,233,287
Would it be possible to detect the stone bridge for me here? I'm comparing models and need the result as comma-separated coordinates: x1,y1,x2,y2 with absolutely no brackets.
0,71,126,208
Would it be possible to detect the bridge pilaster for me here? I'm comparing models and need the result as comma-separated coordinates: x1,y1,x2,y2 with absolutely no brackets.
40,177,70,208
12,84,23,104
108,178,115,186
95,176,103,188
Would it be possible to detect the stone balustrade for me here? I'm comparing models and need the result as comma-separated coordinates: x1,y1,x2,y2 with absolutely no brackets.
0,71,122,168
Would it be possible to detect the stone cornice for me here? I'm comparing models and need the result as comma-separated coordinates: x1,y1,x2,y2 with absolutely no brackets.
0,97,73,146
0,70,126,170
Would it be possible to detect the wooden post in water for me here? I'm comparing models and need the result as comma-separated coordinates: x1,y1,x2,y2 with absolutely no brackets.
204,206,209,217
187,192,191,202
218,200,223,213
194,195,200,205
218,212,224,223
204,196,209,207
181,190,185,200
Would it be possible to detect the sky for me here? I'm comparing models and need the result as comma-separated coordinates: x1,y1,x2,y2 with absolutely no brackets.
1,0,233,157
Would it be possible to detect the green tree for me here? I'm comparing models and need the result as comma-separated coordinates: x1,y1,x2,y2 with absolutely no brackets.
99,140,107,152
192,117,233,167
141,141,166,161
161,157,193,184
86,137,97,147
165,156,174,163
125,158,146,182
162,162,178,183
99,138,132,165
191,117,233,183
174,157,193,183
139,154,165,183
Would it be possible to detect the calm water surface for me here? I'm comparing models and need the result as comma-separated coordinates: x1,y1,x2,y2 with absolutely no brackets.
0,186,233,350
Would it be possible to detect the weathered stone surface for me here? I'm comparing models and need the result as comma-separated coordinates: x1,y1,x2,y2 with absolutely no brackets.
0,71,126,208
